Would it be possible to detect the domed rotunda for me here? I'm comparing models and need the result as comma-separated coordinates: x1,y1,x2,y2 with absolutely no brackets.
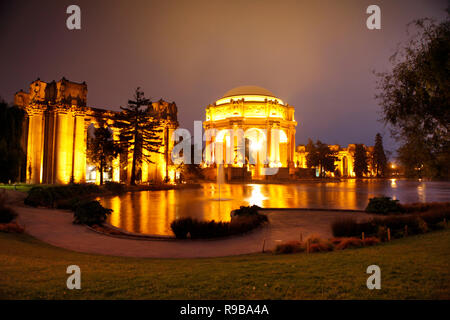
203,86,297,179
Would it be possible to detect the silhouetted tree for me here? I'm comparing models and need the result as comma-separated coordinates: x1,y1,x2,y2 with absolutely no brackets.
376,12,450,178
86,125,119,185
0,99,25,183
114,88,163,185
371,133,387,177
353,144,369,178
306,139,337,177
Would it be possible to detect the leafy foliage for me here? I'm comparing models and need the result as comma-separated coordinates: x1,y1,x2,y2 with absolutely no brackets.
332,203,450,238
371,133,387,177
114,88,163,185
86,126,119,185
0,193,17,223
0,100,25,183
305,139,337,177
24,184,101,207
353,144,369,178
73,200,113,225
170,211,268,239
376,15,450,178
365,196,402,214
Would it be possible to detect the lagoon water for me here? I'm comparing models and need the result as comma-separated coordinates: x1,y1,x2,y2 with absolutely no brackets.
99,180,450,236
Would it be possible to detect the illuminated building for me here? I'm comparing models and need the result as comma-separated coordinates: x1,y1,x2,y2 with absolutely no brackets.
295,144,376,177
14,78,178,184
203,86,297,179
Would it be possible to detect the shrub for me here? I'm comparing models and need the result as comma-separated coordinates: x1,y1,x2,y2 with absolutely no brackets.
275,241,305,254
73,200,112,225
0,221,24,233
0,193,17,223
309,241,334,252
170,217,194,239
170,212,268,239
231,205,262,217
334,237,363,250
362,237,380,246
24,187,54,207
331,218,377,237
0,206,17,223
24,184,102,208
420,208,450,229
400,202,450,213
365,196,402,214
103,182,126,194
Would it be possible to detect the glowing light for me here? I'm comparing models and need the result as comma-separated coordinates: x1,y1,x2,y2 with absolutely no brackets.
216,95,284,106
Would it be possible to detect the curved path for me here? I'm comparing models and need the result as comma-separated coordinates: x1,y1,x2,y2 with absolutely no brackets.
5,189,374,258
11,205,374,258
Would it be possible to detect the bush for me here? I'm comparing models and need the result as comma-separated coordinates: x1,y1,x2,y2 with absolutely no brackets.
275,241,305,254
24,184,102,208
170,212,268,239
0,206,17,223
332,212,439,239
170,217,194,239
231,205,262,218
362,237,380,246
73,200,112,225
24,187,54,207
0,193,17,223
365,196,402,214
103,182,126,194
0,221,24,233
331,218,377,238
334,237,363,250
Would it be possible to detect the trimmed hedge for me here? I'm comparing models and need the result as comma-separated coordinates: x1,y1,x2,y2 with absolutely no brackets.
365,197,402,214
171,209,268,239
73,200,113,226
24,184,101,208
332,208,450,238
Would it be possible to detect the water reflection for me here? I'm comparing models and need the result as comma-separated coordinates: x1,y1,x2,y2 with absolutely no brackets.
98,180,450,236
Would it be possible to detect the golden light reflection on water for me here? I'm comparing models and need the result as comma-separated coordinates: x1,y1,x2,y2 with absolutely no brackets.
98,181,449,236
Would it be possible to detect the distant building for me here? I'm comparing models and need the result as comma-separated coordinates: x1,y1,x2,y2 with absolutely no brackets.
203,86,297,180
295,144,376,177
15,78,178,184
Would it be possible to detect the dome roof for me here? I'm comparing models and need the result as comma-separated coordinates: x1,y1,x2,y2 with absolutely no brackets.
222,86,276,98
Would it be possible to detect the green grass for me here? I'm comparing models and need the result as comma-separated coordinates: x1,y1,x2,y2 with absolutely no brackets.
0,230,449,299
0,184,35,193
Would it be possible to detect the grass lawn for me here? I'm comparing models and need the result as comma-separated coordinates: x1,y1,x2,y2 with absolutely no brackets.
0,184,35,193
0,229,449,299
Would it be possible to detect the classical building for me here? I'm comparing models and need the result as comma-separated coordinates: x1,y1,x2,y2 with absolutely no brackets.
203,86,297,180
14,78,178,184
295,144,376,177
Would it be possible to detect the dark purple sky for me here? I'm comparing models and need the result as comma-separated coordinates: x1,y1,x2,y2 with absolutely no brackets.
0,0,447,154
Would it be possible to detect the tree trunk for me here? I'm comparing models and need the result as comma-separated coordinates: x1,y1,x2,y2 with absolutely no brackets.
130,134,139,186
100,162,104,185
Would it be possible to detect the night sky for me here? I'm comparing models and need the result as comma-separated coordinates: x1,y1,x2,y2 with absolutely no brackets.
0,0,447,153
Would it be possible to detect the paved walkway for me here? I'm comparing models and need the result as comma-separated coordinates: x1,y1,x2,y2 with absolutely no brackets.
5,190,374,258
14,207,375,259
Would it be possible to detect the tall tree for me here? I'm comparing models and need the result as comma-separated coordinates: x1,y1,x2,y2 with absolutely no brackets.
371,133,387,177
376,12,450,178
114,88,163,185
0,99,25,183
306,140,337,177
86,126,119,185
353,144,369,178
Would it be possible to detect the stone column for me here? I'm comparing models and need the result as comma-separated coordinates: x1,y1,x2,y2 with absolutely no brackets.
72,113,87,183
54,108,75,184
26,108,45,184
